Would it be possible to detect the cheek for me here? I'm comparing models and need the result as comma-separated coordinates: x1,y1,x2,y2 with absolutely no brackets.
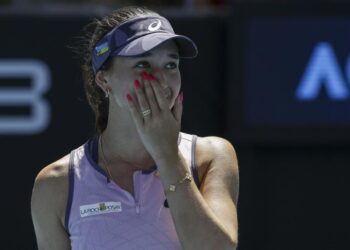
170,72,181,89
174,74,182,90
109,73,137,95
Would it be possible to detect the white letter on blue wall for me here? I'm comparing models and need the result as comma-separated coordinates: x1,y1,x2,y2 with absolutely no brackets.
0,59,51,135
296,42,348,100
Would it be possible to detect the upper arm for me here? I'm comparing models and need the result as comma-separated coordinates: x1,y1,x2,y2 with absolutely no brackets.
198,136,239,243
31,157,71,250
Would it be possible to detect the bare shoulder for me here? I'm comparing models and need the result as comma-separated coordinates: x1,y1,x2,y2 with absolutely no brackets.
31,155,72,249
195,135,238,174
33,154,70,195
31,154,70,225
196,135,237,163
195,136,239,201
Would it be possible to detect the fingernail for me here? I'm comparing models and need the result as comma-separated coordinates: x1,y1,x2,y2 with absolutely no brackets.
141,72,150,80
134,80,141,89
179,91,183,103
148,74,156,80
127,93,133,102
141,71,156,81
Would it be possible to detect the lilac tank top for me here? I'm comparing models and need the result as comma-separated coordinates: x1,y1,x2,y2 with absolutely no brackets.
65,132,200,250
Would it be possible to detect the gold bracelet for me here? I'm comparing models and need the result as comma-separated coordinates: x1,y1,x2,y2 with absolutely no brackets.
165,172,192,194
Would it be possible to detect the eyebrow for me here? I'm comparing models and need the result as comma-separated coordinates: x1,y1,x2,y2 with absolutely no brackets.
135,52,179,59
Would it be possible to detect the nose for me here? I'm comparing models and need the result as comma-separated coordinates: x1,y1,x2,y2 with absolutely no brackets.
144,69,173,99
147,69,167,89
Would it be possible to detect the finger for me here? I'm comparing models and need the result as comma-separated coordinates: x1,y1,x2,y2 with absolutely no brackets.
143,77,160,114
134,79,152,121
172,91,183,122
148,76,168,110
126,93,144,128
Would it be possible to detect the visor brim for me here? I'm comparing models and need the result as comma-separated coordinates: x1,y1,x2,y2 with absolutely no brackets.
114,32,198,58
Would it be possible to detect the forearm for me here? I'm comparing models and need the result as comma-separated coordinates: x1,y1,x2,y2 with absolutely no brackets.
155,151,238,250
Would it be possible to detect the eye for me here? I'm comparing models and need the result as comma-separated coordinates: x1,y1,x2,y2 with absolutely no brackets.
134,61,150,69
165,62,178,70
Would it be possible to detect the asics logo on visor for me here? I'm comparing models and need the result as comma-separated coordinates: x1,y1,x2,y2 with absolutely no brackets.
148,19,162,31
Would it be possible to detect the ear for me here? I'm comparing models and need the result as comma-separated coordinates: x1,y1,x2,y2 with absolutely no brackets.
95,71,111,94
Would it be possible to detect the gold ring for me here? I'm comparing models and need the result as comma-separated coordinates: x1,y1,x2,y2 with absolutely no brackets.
142,109,151,117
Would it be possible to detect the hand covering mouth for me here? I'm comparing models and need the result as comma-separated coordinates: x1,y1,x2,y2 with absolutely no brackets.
163,88,172,99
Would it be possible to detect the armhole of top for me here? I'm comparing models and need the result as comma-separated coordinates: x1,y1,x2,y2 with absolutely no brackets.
190,135,201,188
64,150,75,235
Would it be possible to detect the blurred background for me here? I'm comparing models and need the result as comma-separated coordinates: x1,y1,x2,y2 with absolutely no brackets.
1,0,350,249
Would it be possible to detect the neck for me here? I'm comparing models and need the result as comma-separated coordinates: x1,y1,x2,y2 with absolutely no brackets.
98,100,155,174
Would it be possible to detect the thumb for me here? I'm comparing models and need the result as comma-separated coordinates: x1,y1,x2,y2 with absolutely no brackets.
172,91,183,122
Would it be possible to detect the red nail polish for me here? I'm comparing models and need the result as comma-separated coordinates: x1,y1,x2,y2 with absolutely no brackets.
127,93,133,102
141,72,156,81
148,74,156,80
141,72,150,80
179,91,183,103
134,80,141,89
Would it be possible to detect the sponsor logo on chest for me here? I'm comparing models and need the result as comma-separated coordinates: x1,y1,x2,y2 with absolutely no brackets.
80,202,122,217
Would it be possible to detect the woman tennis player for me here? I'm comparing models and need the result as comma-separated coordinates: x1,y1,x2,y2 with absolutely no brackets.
31,6,239,250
